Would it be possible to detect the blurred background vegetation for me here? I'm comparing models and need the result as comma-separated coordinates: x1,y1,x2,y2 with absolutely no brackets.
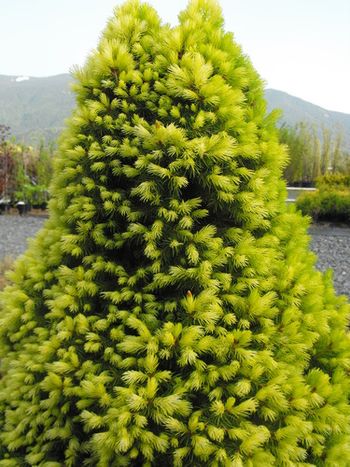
0,119,349,222
0,124,53,209
279,123,349,185
278,122,350,223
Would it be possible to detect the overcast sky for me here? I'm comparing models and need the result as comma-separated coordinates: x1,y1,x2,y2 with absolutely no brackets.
1,0,349,113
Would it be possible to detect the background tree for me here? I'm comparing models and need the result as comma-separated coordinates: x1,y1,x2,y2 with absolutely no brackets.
280,122,348,184
0,126,17,198
321,126,332,174
311,126,322,180
332,130,343,173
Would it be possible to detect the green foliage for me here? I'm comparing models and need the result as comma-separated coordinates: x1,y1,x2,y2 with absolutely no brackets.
1,1,350,465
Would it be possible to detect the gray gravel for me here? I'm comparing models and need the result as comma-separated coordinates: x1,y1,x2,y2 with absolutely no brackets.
0,215,349,297
309,225,350,297
0,216,46,259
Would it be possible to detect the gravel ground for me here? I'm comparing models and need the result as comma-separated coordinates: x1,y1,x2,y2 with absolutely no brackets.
309,224,350,297
0,215,349,297
0,216,46,259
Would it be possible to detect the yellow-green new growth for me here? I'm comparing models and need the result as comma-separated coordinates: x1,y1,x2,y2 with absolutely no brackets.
1,0,350,465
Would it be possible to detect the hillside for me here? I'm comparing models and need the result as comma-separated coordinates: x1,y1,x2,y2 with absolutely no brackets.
266,89,350,150
0,74,349,149
0,74,74,143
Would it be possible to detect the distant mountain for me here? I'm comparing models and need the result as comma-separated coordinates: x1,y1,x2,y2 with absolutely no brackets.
0,74,74,144
266,89,350,150
0,74,349,150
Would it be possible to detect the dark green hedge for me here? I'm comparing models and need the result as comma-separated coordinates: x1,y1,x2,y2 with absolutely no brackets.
316,173,350,189
297,189,350,222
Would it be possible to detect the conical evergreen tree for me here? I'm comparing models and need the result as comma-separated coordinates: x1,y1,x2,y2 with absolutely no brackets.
1,1,350,465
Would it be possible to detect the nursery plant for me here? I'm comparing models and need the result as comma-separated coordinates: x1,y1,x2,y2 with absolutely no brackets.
1,0,350,465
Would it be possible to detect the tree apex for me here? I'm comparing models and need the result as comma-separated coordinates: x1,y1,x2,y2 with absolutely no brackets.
179,0,224,27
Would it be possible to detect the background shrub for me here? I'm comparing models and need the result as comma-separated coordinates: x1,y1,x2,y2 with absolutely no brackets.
297,189,350,222
316,173,350,189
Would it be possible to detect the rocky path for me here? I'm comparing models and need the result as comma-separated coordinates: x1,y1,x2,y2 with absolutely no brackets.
309,224,350,297
0,216,46,259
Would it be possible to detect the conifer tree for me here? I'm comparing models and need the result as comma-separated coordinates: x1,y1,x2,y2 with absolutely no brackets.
1,1,350,465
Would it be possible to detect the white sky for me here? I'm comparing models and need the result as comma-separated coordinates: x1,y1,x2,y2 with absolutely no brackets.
0,0,349,113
